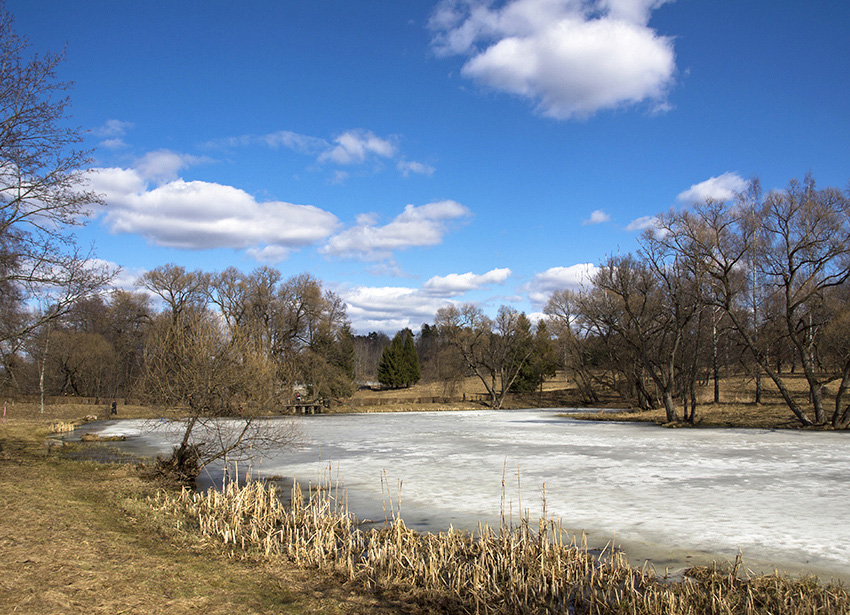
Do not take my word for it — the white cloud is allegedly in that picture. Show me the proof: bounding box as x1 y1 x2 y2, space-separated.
398 160 436 177
525 263 597 304
100 138 130 150
429 0 676 119
94 119 134 149
318 130 397 165
212 128 430 176
625 215 659 232
676 172 748 204
103 262 145 294
341 267 512 334
331 170 350 185
88 163 339 261
322 200 472 261
342 285 451 334
94 119 134 138
260 130 329 154
583 209 610 225
134 150 212 184
422 267 512 296
246 245 292 263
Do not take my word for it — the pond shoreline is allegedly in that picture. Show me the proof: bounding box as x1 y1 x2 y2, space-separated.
74 408 850 585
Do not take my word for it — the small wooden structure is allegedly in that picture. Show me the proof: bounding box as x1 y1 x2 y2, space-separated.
281 401 325 415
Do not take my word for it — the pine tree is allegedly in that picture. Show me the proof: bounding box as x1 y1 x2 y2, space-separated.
402 330 421 387
378 329 421 388
377 333 403 388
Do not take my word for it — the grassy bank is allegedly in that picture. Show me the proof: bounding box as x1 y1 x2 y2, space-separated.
564 373 850 429
0 405 431 614
339 372 842 431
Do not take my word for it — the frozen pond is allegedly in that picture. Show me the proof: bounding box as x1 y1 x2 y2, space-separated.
83 409 850 580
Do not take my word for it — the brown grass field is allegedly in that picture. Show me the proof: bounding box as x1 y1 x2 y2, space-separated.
0 372 847 613
0 403 434 614
343 370 844 430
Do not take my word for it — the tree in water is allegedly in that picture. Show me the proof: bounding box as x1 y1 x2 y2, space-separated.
138 264 301 483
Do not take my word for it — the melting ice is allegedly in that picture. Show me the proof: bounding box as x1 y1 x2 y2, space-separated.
84 408 850 580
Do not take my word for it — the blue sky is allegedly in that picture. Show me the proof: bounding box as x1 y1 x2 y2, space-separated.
9 0 850 334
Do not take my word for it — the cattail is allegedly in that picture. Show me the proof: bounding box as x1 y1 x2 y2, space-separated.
152 474 850 615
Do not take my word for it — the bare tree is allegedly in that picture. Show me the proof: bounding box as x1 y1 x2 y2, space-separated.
139 265 300 483
657 176 850 426
435 304 533 408
0 4 113 349
577 254 697 423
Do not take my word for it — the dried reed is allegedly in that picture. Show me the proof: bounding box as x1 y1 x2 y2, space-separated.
151 475 850 615
48 421 77 434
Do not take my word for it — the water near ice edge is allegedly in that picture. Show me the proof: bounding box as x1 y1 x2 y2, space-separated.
83 409 850 580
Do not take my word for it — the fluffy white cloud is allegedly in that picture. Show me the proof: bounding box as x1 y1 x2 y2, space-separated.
625 215 659 231
422 267 512 296
429 0 676 119
583 209 610 225
322 200 472 261
88 164 339 261
134 150 212 183
319 130 397 165
677 172 748 204
525 263 597 304
341 285 452 334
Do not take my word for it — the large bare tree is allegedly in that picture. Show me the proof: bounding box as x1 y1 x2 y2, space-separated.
655 176 850 426
0 3 112 351
435 303 534 408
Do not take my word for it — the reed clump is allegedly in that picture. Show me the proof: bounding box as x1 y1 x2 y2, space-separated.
151 479 850 615
48 420 78 434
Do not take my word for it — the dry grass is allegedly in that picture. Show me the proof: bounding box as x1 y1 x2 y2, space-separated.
2 391 847 614
568 373 845 429
154 476 850 615
0 405 438 614
342 372 837 430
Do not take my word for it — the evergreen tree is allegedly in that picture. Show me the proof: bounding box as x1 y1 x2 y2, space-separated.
377 329 421 388
401 329 421 387
510 319 558 393
377 333 403 388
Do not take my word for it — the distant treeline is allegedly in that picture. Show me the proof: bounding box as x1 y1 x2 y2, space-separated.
2 177 850 427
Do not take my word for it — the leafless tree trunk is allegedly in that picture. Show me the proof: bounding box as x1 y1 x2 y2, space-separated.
0 5 113 351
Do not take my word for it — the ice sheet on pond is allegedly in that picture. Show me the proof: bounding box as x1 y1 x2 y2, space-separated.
83 409 850 580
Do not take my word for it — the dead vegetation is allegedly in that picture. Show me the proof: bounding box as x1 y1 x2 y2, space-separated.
567 373 850 429
153 476 850 615
0 406 437 614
